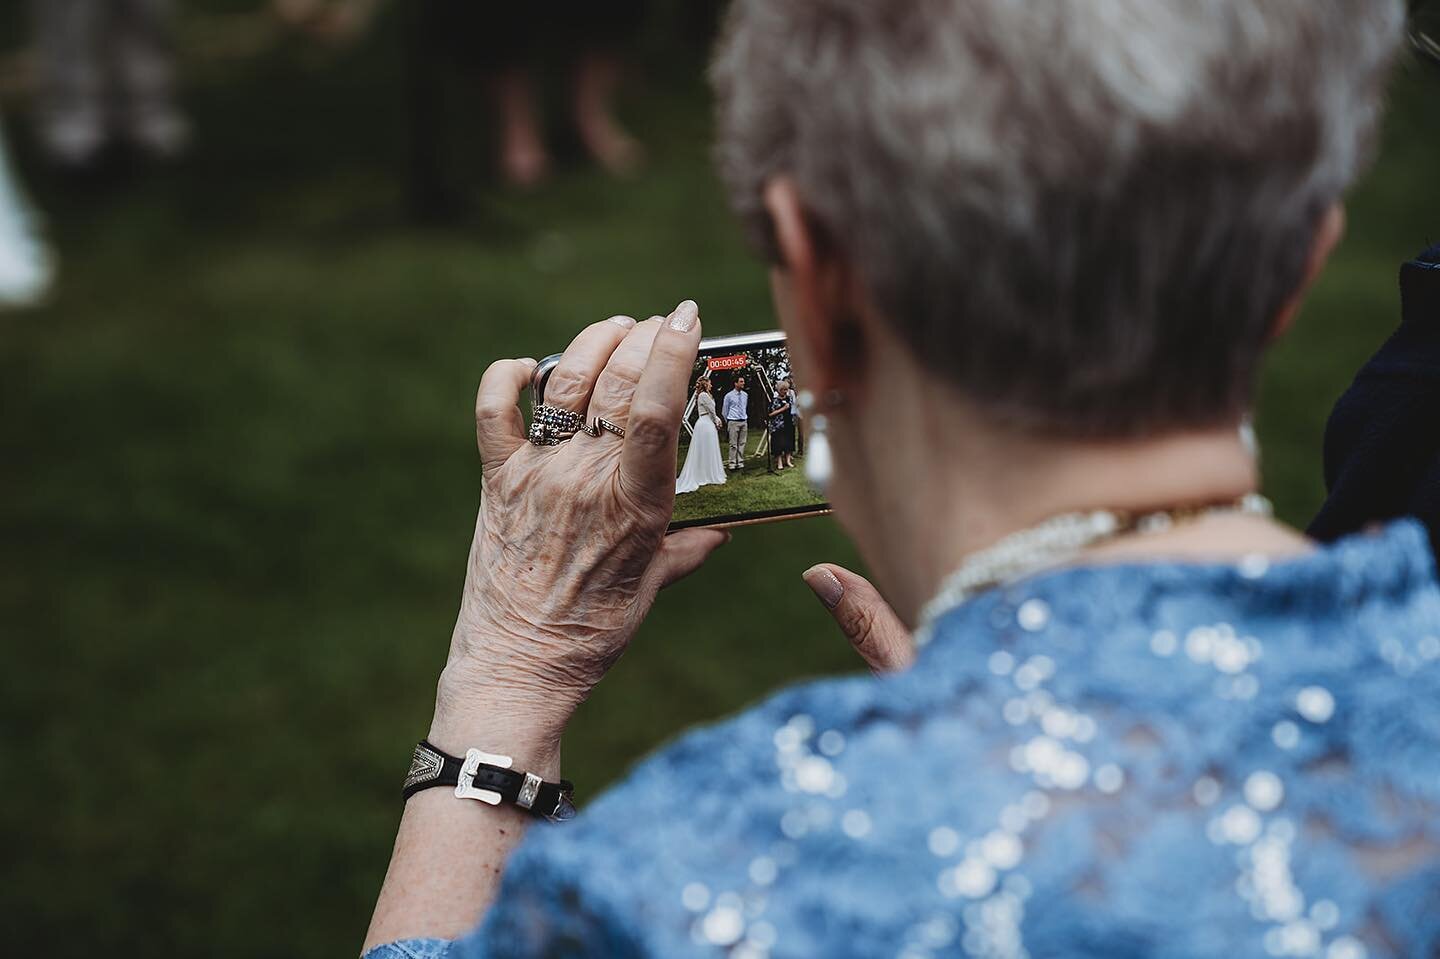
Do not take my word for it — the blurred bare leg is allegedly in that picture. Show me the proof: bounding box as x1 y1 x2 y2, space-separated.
273 0 327 26
113 0 190 161
30 0 107 168
573 52 644 176
494 70 550 188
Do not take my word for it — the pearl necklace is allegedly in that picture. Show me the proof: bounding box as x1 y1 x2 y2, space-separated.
916 493 1274 639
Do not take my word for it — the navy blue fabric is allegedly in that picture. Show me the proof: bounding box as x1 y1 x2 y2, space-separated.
1310 242 1440 556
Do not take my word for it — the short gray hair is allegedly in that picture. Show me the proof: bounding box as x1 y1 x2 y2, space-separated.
712 0 1404 436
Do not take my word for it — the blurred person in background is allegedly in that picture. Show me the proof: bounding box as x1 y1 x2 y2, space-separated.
30 0 190 171
1311 241 1440 558
365 2 1440 958
404 1 650 218
1305 3 1440 558
561 1 650 178
487 2 649 186
0 121 54 307
414 1 649 190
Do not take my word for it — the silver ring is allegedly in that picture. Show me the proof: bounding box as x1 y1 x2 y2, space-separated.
576 416 625 439
529 404 584 446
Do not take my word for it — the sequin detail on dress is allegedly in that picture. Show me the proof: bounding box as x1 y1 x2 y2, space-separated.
362 522 1440 959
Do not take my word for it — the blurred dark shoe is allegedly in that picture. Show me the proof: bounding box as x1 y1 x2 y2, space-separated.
37 109 107 172
122 106 192 164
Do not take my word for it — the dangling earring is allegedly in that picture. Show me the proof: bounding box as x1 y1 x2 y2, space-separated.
797 389 841 493
1239 413 1260 461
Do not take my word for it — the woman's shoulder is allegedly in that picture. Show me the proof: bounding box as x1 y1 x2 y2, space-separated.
922 518 1440 670
478 521 1440 956
916 519 1440 743
912 518 1440 879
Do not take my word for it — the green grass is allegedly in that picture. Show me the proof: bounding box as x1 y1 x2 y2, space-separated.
1 12 1439 957
673 431 826 523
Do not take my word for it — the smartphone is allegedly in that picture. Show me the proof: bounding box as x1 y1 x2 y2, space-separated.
532 330 832 531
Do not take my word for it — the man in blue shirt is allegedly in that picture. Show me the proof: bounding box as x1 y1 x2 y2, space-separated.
721 376 749 469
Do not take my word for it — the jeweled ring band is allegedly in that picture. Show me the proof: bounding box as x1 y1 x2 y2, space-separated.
578 417 625 439
528 404 585 446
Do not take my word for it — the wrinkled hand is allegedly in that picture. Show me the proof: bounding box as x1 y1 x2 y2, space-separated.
802 564 915 674
435 303 727 749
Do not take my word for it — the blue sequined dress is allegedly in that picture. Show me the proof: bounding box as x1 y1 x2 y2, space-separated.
368 521 1440 958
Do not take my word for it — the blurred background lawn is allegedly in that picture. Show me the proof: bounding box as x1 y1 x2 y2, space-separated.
1 4 1438 957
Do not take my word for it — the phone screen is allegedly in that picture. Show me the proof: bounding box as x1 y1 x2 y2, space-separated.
670 332 830 530
532 331 831 531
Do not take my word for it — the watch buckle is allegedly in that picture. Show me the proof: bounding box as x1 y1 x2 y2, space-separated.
455 747 512 804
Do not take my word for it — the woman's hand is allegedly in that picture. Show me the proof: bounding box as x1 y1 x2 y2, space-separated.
802 564 915 674
431 302 728 764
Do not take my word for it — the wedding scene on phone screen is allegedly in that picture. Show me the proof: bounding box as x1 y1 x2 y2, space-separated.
673 345 827 524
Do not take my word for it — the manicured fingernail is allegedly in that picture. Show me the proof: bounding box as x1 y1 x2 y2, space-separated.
669 300 699 332
803 566 844 610
609 315 637 329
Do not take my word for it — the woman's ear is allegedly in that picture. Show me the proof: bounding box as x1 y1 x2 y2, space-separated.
1270 203 1346 342
763 178 862 396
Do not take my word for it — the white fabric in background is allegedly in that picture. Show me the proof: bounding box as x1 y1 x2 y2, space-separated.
676 399 727 494
0 125 54 308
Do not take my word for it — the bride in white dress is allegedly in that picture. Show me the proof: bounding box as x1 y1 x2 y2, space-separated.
676 378 727 494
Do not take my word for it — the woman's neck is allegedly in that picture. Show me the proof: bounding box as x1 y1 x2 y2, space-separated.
846 376 1310 624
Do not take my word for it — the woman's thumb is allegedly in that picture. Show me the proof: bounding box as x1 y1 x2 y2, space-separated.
802 564 915 674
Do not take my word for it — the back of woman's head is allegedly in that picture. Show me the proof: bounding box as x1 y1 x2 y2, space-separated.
712 0 1405 437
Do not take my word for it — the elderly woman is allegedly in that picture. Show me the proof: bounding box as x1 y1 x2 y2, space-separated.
769 380 796 470
365 1 1440 956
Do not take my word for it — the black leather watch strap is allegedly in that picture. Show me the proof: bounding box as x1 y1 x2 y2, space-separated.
402 740 576 821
